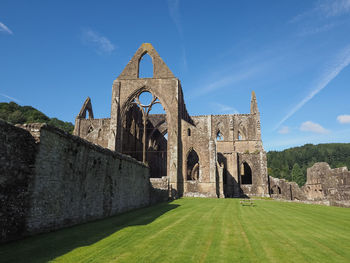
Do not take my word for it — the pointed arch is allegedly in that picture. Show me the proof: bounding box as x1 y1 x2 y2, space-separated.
138 52 154 78
216 130 224 141
271 185 281 195
87 124 94 134
118 43 175 79
78 97 94 119
238 126 247 140
120 87 168 120
238 131 242 140
186 148 200 181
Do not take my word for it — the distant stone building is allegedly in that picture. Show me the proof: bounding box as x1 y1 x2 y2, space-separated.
269 162 350 207
74 43 269 198
302 163 350 207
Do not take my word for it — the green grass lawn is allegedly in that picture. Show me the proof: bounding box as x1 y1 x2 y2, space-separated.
1 198 350 263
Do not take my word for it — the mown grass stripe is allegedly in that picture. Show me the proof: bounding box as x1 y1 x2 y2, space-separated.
1 198 349 263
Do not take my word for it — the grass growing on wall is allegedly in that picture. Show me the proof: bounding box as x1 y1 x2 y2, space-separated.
1 198 350 263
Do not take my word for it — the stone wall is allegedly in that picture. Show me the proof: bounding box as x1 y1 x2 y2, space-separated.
150 177 169 204
238 152 269 197
268 162 350 207
0 121 150 243
0 120 37 242
74 118 110 148
268 176 305 201
181 116 217 198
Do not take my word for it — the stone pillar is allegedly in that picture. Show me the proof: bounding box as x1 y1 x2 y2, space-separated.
259 151 269 197
168 80 182 198
73 118 81 136
108 80 121 151
209 139 217 183
232 153 240 197
218 163 224 198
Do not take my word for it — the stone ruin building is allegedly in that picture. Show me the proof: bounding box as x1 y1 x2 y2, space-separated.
73 43 269 199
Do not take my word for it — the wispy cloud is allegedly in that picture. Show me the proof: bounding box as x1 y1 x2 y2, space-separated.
278 126 290 134
337 114 350 124
297 21 340 37
319 0 350 17
0 93 20 103
0 22 13 35
290 0 350 36
275 44 350 129
181 46 188 71
81 29 115 54
167 0 182 37
300 121 329 134
190 66 261 99
290 0 350 23
211 102 239 114
167 0 187 71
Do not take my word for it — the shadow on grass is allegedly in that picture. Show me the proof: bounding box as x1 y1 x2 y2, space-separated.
0 201 179 263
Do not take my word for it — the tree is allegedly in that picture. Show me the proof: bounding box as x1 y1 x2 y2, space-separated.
0 101 74 133
8 110 26 124
291 163 305 186
267 143 350 186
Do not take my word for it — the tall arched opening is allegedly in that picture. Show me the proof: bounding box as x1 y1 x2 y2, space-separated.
109 43 184 197
187 149 200 181
121 90 167 178
241 162 252 185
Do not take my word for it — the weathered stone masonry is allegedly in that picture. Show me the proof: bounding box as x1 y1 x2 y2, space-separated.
269 162 350 207
0 120 150 243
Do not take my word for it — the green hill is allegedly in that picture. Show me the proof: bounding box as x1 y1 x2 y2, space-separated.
0 102 74 133
267 143 350 186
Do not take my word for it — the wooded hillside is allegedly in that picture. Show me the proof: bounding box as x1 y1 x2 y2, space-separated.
0 102 74 133
267 143 350 186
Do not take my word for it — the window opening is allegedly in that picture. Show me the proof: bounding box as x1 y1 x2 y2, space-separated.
241 162 252 184
216 130 224 141
187 149 199 181
138 53 153 78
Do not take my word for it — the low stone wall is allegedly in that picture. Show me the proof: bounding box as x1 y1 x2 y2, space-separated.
150 177 169 204
0 121 150 243
268 176 305 201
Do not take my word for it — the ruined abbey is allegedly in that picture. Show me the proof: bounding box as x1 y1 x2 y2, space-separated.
73 43 268 199
1 43 349 243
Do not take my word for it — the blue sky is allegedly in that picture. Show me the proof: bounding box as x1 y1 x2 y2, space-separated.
1 0 350 151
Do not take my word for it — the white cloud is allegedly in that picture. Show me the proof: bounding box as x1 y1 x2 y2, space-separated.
212 102 239 114
0 93 20 102
275 44 350 130
337 115 350 124
81 29 115 54
300 121 329 134
0 22 13 35
278 126 290 134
